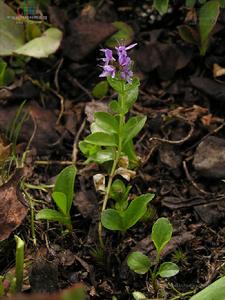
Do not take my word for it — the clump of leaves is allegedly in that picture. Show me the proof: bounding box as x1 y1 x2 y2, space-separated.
127 218 179 292
36 165 77 232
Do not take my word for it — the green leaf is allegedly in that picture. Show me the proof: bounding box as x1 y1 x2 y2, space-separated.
94 112 119 133
127 252 151 274
36 209 70 224
153 0 169 15
101 209 124 231
151 217 173 255
52 191 67 215
105 21 134 48
132 291 147 300
109 100 120 113
87 149 115 164
110 179 127 201
102 193 155 231
0 2 25 56
79 141 99 156
124 79 139 112
0 59 7 86
14 28 63 58
157 262 179 278
190 276 225 300
178 25 198 45
92 81 109 99
122 140 139 167
107 76 124 93
123 116 147 144
54 165 77 214
185 0 196 7
85 132 118 146
199 0 220 55
123 193 155 229
220 0 225 7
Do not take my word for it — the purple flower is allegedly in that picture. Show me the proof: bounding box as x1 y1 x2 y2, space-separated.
99 64 116 78
100 48 115 64
99 42 137 83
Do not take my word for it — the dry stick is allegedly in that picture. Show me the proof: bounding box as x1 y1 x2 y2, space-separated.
66 73 93 101
72 118 87 164
149 122 194 145
183 160 211 195
54 58 64 92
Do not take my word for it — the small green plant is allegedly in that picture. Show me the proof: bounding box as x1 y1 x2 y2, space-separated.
152 0 224 55
36 165 77 232
0 235 25 296
79 44 155 247
127 218 179 293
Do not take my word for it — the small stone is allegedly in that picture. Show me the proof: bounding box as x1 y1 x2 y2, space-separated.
193 136 225 178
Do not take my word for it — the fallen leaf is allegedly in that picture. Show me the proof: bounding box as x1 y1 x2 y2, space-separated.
14 28 63 58
135 43 193 80
0 169 28 241
213 63 225 78
169 105 208 123
62 18 116 61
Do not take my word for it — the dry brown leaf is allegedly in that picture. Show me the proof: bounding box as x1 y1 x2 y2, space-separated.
213 63 225 78
170 105 208 123
0 169 28 241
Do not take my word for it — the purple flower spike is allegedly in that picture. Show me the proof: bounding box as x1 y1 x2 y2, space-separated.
99 64 116 78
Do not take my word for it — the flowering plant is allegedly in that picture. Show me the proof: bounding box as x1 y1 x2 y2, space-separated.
79 43 154 247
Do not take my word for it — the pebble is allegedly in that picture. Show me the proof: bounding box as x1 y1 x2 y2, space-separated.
193 136 225 178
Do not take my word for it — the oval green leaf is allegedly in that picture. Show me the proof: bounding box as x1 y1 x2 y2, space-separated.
54 165 77 214
52 191 67 215
199 0 220 55
14 28 63 58
124 193 155 230
94 112 119 133
153 0 169 15
127 251 151 275
157 262 179 278
101 209 124 231
92 81 108 99
85 132 118 147
151 217 173 255
36 209 70 224
105 21 134 48
123 116 147 144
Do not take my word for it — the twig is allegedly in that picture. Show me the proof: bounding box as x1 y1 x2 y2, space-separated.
72 118 86 164
183 160 211 195
149 123 194 145
66 73 93 100
54 58 64 92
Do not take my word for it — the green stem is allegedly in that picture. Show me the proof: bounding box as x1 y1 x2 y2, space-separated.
98 82 126 248
151 252 161 294
14 235 25 293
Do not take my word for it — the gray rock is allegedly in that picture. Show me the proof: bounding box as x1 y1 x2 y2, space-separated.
193 136 225 178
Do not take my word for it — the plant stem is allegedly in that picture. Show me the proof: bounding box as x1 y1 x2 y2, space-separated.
14 235 25 293
98 83 126 248
151 252 161 294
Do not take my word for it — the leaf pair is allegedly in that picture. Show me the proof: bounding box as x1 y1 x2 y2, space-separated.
127 218 179 278
36 166 77 228
101 193 155 231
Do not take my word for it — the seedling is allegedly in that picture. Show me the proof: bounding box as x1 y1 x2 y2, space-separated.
127 218 179 293
36 165 77 232
0 235 25 296
79 43 155 247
